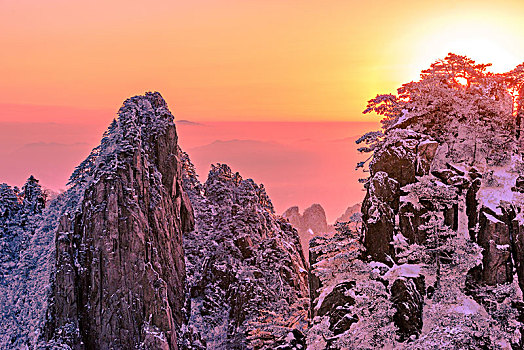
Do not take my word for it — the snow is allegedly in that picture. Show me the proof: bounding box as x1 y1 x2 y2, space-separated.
383 263 422 281
484 212 503 224
453 297 481 315
313 279 353 312
477 167 519 216
392 233 408 249
285 332 295 342
368 261 389 270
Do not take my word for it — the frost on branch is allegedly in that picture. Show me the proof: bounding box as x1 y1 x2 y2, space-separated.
313 54 524 349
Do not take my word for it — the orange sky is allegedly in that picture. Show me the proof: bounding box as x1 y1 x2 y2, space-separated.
2 0 524 123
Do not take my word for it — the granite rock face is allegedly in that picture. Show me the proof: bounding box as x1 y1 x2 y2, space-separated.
283 204 331 259
181 157 310 350
0 93 312 350
46 93 194 349
476 210 513 286
391 277 425 341
308 93 524 348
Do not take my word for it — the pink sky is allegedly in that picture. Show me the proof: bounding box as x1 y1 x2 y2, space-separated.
177 121 378 221
0 108 377 222
2 1 523 220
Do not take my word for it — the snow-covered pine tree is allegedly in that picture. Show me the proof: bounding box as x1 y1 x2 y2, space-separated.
20 175 46 217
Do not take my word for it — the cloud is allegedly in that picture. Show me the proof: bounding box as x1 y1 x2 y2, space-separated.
175 119 205 126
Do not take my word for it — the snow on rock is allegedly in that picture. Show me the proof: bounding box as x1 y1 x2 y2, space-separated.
1 92 197 349
309 55 524 349
453 297 481 315
45 92 195 349
383 263 422 281
181 155 310 349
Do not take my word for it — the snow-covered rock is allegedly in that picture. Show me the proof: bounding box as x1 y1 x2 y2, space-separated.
309 55 524 349
181 156 309 349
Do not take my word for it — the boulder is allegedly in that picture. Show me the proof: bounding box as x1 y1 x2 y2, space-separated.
371 138 418 186
316 281 358 336
391 277 425 341
399 202 428 244
477 210 513 286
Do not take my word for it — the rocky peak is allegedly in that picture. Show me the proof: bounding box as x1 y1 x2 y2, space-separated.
0 92 312 349
283 204 329 235
309 56 524 349
334 202 362 224
283 203 331 260
44 92 194 349
181 158 309 349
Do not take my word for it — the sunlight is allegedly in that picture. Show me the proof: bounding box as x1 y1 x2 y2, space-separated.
455 77 468 86
407 13 522 82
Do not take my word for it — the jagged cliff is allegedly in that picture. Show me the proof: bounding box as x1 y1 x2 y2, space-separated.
45 92 195 349
0 93 196 349
0 92 310 350
180 155 309 349
307 55 524 349
283 204 332 259
5 54 524 350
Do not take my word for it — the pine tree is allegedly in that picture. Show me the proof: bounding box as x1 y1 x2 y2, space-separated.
20 175 46 216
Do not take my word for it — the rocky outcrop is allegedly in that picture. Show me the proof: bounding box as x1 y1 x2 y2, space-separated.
283 204 331 259
466 177 482 240
46 93 194 349
306 56 524 349
307 226 397 349
465 173 524 303
477 209 513 285
335 202 362 223
0 93 312 349
391 277 425 341
369 131 438 187
361 171 399 262
361 131 438 264
315 281 358 336
302 204 330 235
181 158 309 349
311 124 524 347
398 201 428 245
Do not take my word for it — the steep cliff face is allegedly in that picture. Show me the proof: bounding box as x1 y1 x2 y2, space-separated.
0 92 311 349
181 155 309 350
44 92 194 349
283 204 333 260
308 56 524 349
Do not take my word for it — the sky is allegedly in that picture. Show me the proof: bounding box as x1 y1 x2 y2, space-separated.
2 0 524 123
175 121 378 222
1 0 524 220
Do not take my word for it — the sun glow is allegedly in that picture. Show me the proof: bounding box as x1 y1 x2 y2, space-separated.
401 10 523 83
